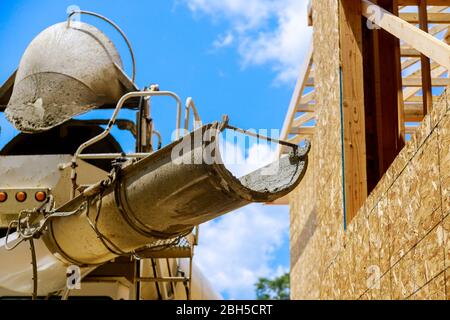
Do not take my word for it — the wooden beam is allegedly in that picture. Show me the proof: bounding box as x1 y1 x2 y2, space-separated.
394 1 407 145
300 91 315 104
278 41 314 156
403 66 447 100
292 113 316 128
428 24 449 35
405 103 426 121
399 13 449 56
428 6 450 13
398 0 450 5
402 77 449 87
307 0 313 26
419 0 433 115
405 95 440 102
404 60 440 77
400 12 450 24
402 57 421 70
305 78 315 87
405 125 420 134
297 104 315 112
399 5 450 14
290 126 315 135
401 48 421 57
340 0 368 223
362 0 450 69
288 134 313 145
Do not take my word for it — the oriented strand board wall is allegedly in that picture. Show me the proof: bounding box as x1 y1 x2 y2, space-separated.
289 0 344 299
290 0 450 300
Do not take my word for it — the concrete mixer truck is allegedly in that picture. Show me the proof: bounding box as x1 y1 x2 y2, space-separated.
0 10 309 300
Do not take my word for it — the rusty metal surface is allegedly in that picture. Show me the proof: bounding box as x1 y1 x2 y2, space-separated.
5 22 137 132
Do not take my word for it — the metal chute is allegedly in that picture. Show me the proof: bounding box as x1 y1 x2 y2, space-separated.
4 21 137 133
44 122 309 266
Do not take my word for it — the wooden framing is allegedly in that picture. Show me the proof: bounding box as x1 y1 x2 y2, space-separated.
277 41 314 156
361 0 450 69
275 1 449 210
402 77 449 87
418 0 433 114
307 0 313 26
339 0 368 222
400 12 450 24
398 0 450 4
286 0 450 301
279 3 449 155
362 0 406 194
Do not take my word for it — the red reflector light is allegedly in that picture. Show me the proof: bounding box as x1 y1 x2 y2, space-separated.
35 191 47 202
16 192 27 202
0 192 7 202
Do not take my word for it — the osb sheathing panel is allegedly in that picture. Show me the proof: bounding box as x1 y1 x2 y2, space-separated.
411 273 446 300
411 133 442 235
289 0 449 300
353 212 370 297
289 137 316 262
290 88 450 299
391 247 416 299
289 0 342 300
446 269 450 300
389 223 445 299
414 225 445 290
388 133 442 267
440 214 449 269
438 97 450 218
289 135 319 299
314 0 344 273
312 0 342 226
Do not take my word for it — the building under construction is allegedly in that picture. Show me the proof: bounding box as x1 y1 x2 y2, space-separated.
276 0 450 299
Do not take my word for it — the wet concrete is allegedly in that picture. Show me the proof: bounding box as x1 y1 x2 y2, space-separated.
5 22 134 132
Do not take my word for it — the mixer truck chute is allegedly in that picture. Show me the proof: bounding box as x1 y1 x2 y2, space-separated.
0 11 310 300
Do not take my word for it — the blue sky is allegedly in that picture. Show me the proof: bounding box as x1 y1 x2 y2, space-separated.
0 0 311 299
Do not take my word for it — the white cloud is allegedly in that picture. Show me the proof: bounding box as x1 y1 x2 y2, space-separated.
185 0 273 30
195 140 290 299
195 204 290 299
183 0 312 84
213 33 234 49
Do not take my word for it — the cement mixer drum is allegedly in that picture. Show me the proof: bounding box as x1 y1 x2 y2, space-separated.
5 21 135 133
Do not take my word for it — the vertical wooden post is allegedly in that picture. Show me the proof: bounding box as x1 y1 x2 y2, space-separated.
418 0 433 114
363 0 405 190
339 0 368 223
392 1 405 145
